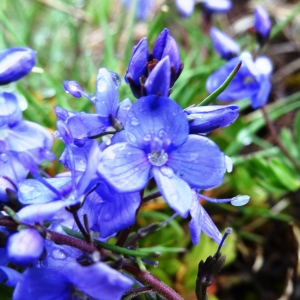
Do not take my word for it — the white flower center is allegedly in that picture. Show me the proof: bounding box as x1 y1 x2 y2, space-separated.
148 150 168 166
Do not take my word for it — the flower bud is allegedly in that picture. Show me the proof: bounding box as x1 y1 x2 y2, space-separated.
0 92 22 128
210 27 240 60
0 47 36 85
254 5 271 45
7 229 44 265
63 80 84 98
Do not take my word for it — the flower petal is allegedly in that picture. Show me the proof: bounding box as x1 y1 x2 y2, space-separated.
168 135 226 189
125 96 189 151
98 143 150 192
0 266 22 287
152 166 192 217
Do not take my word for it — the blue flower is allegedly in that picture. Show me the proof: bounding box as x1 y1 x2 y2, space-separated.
254 5 271 45
98 96 226 217
206 52 272 109
0 47 36 85
125 29 182 98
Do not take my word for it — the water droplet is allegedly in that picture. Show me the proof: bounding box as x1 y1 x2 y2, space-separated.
92 251 100 262
130 117 139 126
144 134 151 142
126 132 137 143
154 261 159 268
190 206 194 211
158 129 167 139
109 71 121 88
231 195 250 206
51 248 67 260
148 151 168 167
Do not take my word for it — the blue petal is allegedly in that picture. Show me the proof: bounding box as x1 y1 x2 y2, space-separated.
63 81 84 98
18 177 72 205
201 206 222 244
96 186 141 238
145 57 170 97
66 112 110 141
0 92 22 128
116 98 132 125
17 200 76 224
152 166 192 217
251 75 271 109
168 135 226 189
125 96 189 152
98 143 150 192
203 0 232 13
95 68 119 117
0 248 9 265
0 47 36 85
13 268 71 300
125 38 149 85
64 262 133 300
0 176 17 203
0 266 22 287
185 105 239 134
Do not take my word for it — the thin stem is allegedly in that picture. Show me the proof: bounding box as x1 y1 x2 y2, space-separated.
88 130 117 140
261 106 300 172
122 260 184 300
142 191 161 203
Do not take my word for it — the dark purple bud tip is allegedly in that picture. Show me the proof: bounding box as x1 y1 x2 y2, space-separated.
63 81 84 98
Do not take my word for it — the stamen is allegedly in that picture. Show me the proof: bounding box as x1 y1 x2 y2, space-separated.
214 227 233 258
141 258 159 268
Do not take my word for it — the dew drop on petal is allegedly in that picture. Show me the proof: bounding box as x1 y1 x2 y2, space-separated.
231 195 250 206
97 79 108 93
148 151 168 167
126 132 137 143
103 212 112 221
0 153 9 163
158 129 167 139
144 134 151 142
51 248 67 260
130 117 139 126
160 166 173 178
109 71 121 88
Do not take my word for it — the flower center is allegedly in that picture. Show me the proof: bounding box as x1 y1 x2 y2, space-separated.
148 150 168 166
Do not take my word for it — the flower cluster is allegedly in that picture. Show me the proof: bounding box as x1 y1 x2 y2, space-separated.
0 27 249 299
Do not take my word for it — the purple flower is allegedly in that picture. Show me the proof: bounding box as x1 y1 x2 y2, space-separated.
185 105 239 134
98 96 226 217
125 28 182 98
119 0 155 20
210 27 240 60
254 5 271 45
6 229 44 266
0 47 36 85
206 52 272 109
62 81 84 98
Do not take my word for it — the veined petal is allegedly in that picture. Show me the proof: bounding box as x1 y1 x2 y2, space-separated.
125 96 189 151
95 68 119 117
201 207 222 244
152 166 192 217
64 262 133 300
116 98 132 125
251 75 271 109
18 177 72 205
98 143 150 192
168 135 226 189
94 186 141 238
